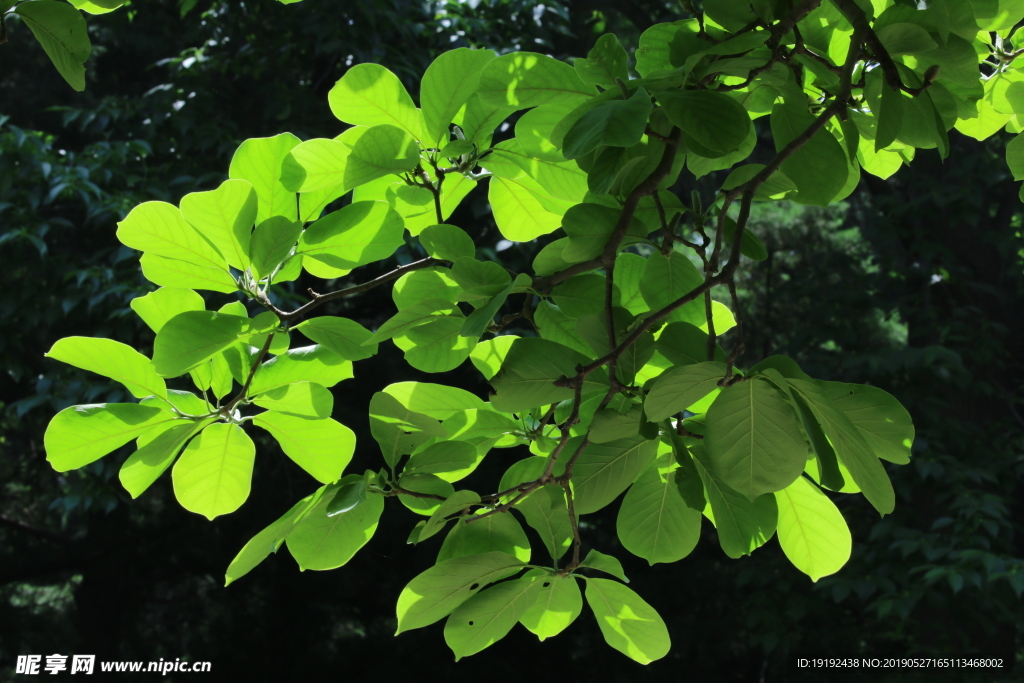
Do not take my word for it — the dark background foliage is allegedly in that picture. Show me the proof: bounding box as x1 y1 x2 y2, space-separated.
1 1 1021 681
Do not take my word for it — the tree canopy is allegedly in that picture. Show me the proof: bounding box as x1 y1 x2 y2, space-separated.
2 0 1022 679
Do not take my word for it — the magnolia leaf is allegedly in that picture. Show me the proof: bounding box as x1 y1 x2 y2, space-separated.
585 578 671 665
253 411 355 484
46 337 167 400
172 423 256 520
395 551 527 634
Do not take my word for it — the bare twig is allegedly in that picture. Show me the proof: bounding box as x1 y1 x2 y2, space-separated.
259 257 441 324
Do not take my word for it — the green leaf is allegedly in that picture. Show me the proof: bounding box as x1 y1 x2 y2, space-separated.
398 474 454 515
179 179 256 270
130 288 205 334
252 381 333 419
534 301 592 356
421 48 497 145
139 254 238 294
519 574 582 641
579 549 629 582
775 475 852 581
563 88 652 160
720 215 770 261
1007 132 1024 181
668 433 707 512
419 490 481 542
117 201 227 271
635 19 702 77
327 476 367 516
489 140 588 203
298 200 404 270
328 63 423 141
460 280 515 338
248 216 300 280
821 382 914 465
294 316 377 361
616 461 701 565
369 391 446 469
572 435 659 515
875 80 905 152
589 405 643 443
171 423 255 520
704 378 808 500
514 98 588 162
789 379 895 515
393 268 461 310
405 441 481 482
656 322 725 367
657 90 751 158
395 551 527 634
691 443 779 558
68 0 124 14
248 345 353 395
875 22 938 56
253 411 355 484
286 483 384 570
478 52 597 109
367 300 458 345
281 125 419 193
15 0 90 91
445 576 543 661
488 338 593 414
224 486 329 586
551 272 609 319
515 485 573 560
383 382 487 420
120 419 212 499
487 174 565 242
45 404 173 472
449 257 510 302
470 336 518 380
640 251 703 313
562 203 647 262
152 311 252 378
46 337 167 400
574 33 629 88
770 99 849 206
228 133 301 223
419 224 476 261
721 164 798 204
438 510 531 563
644 361 726 422
585 578 671 665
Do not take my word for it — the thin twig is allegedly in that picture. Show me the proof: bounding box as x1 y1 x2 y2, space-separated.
260 258 441 324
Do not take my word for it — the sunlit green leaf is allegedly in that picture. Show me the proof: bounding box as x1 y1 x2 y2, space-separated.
46 337 167 400
45 403 174 472
16 0 90 91
179 179 256 270
328 63 424 140
228 133 301 223
445 575 542 661
286 481 384 570
172 423 255 520
421 48 497 145
395 551 527 633
616 461 701 564
253 411 355 484
585 578 670 665
478 52 597 109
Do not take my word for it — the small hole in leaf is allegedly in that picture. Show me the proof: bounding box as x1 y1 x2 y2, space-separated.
468 621 474 626
543 582 551 587
470 583 479 590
